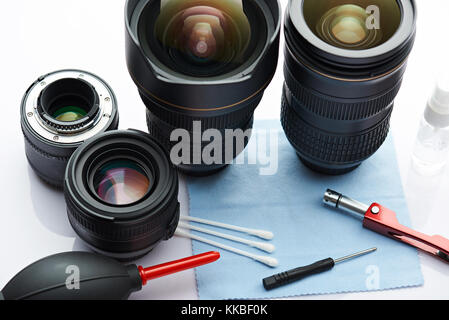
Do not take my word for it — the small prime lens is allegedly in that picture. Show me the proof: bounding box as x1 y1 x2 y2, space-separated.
64 130 180 261
282 0 417 174
125 0 281 176
21 70 119 187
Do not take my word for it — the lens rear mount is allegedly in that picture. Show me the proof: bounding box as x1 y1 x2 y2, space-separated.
64 130 180 261
23 70 118 147
36 78 100 133
21 70 119 187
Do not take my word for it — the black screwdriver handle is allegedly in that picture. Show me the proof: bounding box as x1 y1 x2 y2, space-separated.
263 258 335 291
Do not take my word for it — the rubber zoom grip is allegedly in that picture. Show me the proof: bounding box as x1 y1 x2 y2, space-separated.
263 258 335 291
284 65 401 121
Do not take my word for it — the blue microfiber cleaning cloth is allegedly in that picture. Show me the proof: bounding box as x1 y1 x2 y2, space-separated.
186 120 423 299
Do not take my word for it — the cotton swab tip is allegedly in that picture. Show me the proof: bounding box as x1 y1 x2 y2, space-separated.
255 256 279 268
250 230 274 240
253 242 276 253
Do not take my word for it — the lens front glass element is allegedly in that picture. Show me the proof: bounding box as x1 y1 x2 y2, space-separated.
155 0 250 74
138 0 267 77
303 0 401 50
94 160 150 206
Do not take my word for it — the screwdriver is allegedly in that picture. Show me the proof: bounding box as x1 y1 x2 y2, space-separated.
1 251 220 300
263 248 377 291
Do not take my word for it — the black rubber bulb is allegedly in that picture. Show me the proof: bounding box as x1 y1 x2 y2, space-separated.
1 252 142 300
1 251 220 300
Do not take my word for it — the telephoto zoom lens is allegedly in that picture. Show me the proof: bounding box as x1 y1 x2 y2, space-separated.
125 0 281 176
64 130 180 261
21 70 119 187
282 0 417 174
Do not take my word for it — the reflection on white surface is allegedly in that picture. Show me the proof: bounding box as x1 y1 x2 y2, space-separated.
27 166 76 237
404 165 445 229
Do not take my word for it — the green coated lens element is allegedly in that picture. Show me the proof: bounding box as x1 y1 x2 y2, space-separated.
53 106 87 122
94 160 150 206
303 0 402 50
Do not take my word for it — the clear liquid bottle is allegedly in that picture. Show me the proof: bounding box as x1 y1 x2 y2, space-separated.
412 77 449 176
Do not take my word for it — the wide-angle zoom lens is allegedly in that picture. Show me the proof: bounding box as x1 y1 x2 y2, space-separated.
125 0 281 176
21 70 119 187
64 130 180 261
282 0 417 174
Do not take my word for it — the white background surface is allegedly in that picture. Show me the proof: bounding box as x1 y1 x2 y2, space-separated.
0 0 448 300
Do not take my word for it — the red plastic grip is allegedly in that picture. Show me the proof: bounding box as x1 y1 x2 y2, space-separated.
363 203 449 262
138 252 220 285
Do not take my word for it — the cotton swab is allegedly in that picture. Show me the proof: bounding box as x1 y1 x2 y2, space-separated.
178 222 276 253
175 229 279 268
180 216 274 240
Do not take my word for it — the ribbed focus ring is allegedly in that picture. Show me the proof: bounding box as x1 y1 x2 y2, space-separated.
65 191 179 242
284 65 402 121
23 136 70 188
146 109 255 155
146 112 173 153
22 127 74 188
140 91 262 131
22 129 71 163
281 95 392 164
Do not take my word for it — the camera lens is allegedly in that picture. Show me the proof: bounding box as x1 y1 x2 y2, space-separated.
64 130 180 261
282 0 416 174
125 0 281 175
21 70 119 187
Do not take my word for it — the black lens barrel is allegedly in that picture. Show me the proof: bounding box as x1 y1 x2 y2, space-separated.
64 130 180 261
282 0 417 174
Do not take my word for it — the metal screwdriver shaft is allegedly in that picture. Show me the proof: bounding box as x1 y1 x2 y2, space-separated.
263 248 377 291
334 247 377 264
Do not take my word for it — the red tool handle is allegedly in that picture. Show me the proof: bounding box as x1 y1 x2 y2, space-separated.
363 204 449 262
138 251 220 285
